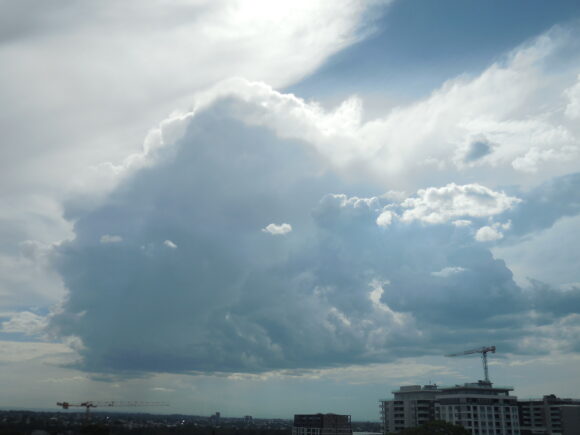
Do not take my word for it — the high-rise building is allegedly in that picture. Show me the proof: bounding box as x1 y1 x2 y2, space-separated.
517 394 580 434
292 413 352 435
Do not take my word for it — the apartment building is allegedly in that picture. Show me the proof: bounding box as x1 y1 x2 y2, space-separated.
380 384 440 433
435 381 520 435
380 381 520 435
518 394 580 434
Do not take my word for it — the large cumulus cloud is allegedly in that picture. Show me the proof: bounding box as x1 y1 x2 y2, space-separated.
48 85 580 375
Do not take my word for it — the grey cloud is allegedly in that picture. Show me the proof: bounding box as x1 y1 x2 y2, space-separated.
49 96 580 376
506 172 580 237
464 138 493 163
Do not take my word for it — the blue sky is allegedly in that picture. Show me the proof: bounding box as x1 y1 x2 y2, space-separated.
1 0 580 421
291 0 580 103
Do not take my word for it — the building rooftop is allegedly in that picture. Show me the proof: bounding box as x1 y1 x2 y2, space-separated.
438 381 513 391
390 384 440 394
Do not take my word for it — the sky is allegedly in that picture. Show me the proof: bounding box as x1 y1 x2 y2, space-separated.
1 0 580 421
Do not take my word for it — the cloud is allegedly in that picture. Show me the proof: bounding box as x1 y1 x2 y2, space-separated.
475 225 504 242
400 183 520 224
1 311 47 336
46 86 580 377
431 267 467 278
376 210 395 228
0 0 386 315
3 17 580 378
511 146 579 173
506 172 580 237
100 235 123 244
163 240 178 249
564 74 580 119
453 136 494 167
452 219 472 227
262 223 292 236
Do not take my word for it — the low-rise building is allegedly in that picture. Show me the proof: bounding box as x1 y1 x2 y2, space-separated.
292 414 352 435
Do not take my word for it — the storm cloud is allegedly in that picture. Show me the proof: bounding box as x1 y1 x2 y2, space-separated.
49 88 580 376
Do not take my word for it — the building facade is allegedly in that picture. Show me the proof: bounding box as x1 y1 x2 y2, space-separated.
380 384 440 433
380 381 520 435
518 394 580 434
292 414 352 435
435 381 520 435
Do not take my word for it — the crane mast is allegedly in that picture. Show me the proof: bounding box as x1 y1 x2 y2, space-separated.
445 345 496 383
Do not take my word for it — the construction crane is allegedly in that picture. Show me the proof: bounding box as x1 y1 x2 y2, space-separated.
57 401 168 421
445 345 496 383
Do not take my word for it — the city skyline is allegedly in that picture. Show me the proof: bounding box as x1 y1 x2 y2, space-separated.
1 0 580 421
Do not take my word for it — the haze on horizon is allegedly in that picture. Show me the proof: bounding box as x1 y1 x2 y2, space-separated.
1 0 580 421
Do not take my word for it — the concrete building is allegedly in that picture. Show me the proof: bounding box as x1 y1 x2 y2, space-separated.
292 414 352 435
380 384 440 433
518 394 580 434
380 381 520 435
436 381 520 435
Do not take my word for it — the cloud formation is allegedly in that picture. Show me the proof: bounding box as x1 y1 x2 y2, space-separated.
0 0 385 312
47 81 580 376
400 183 520 224
100 235 123 244
262 223 293 236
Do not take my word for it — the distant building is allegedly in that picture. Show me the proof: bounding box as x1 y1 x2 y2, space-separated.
517 394 580 434
210 411 221 426
380 381 520 435
244 415 253 425
292 413 352 435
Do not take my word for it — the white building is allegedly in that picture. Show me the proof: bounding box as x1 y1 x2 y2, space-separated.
436 381 520 435
380 384 440 433
380 381 520 435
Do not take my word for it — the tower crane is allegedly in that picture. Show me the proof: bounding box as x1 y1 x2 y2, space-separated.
445 345 496 383
56 401 168 421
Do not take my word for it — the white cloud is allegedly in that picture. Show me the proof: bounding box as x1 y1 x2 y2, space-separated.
196 28 580 190
262 223 292 235
431 266 467 278
475 220 511 242
1 311 47 336
0 340 75 364
0 0 383 200
100 234 123 244
400 183 520 224
0 0 386 316
475 225 504 242
564 74 580 119
163 240 178 249
368 280 409 326
376 210 395 228
511 145 578 173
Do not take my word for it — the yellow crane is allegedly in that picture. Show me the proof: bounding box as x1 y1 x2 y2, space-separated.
57 401 168 421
